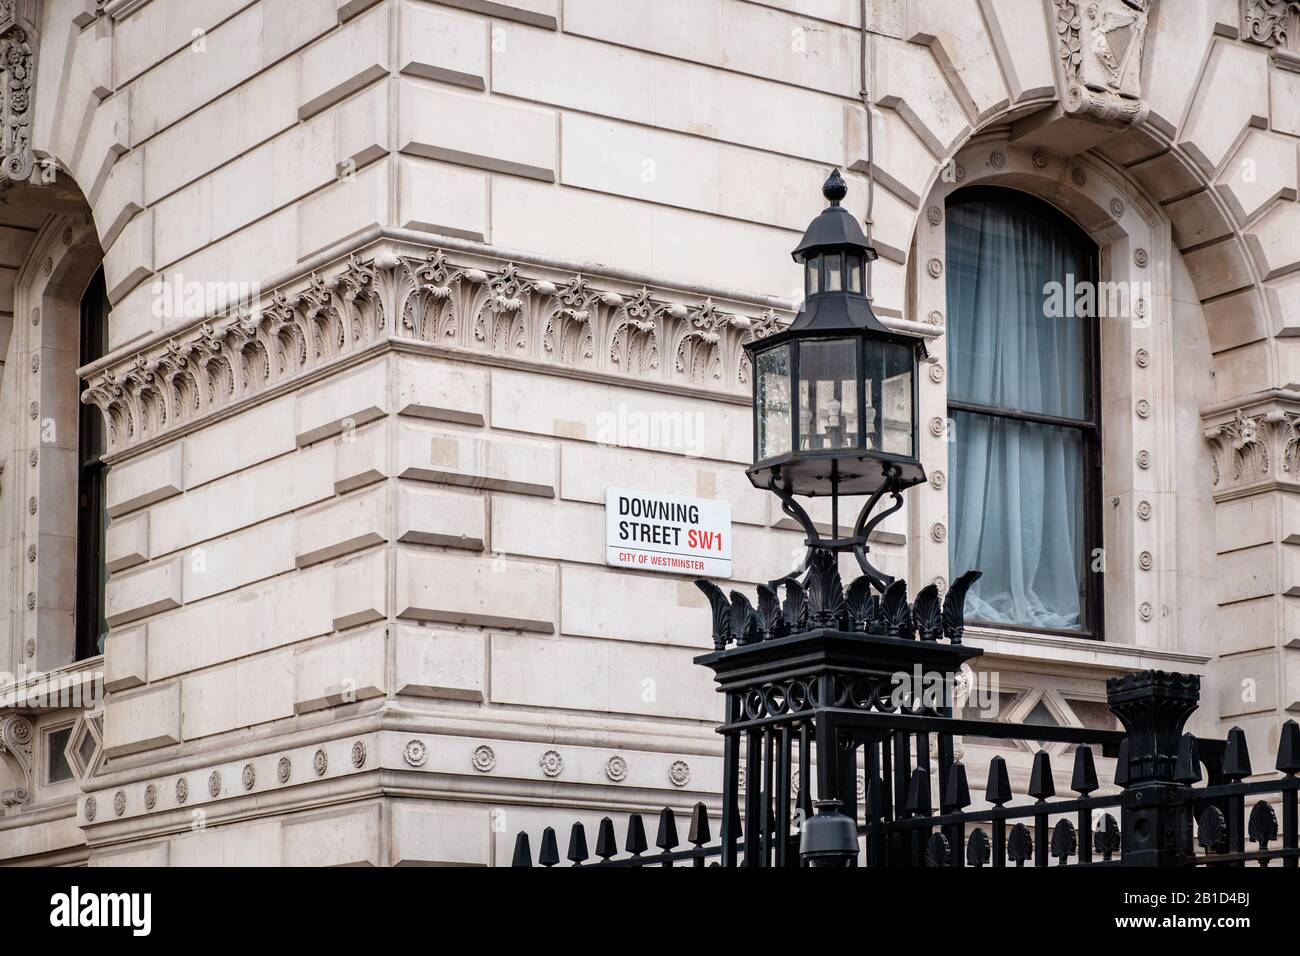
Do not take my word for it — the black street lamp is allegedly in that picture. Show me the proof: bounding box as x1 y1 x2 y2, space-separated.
745 170 927 590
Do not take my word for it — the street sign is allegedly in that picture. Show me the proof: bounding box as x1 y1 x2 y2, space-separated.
605 488 733 578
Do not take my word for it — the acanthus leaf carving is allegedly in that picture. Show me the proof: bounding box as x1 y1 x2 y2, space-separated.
1203 406 1300 490
608 287 663 377
541 274 596 367
81 249 787 454
474 262 531 355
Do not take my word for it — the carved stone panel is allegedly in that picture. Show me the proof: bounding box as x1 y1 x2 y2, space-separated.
1053 0 1152 126
0 0 38 183
1241 0 1300 48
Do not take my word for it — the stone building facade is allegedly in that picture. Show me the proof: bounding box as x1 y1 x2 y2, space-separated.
0 0 1296 865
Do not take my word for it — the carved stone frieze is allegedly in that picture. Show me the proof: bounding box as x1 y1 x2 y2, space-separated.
1053 0 1152 126
82 249 783 454
1241 0 1300 47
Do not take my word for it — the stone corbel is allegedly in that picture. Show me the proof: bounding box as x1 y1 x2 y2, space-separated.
1053 0 1152 127
0 0 38 184
0 715 34 806
1203 404 1300 493
1241 0 1300 47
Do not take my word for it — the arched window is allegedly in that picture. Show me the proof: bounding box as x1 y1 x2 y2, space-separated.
945 188 1102 637
76 267 109 659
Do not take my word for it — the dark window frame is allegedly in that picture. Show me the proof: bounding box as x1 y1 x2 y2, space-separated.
945 186 1105 641
76 268 109 661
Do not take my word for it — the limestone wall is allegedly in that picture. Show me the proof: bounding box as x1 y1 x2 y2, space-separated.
0 0 1294 864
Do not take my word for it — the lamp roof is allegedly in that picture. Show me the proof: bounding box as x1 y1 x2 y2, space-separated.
791 170 879 263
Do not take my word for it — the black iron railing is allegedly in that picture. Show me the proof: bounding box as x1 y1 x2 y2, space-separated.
511 554 1300 868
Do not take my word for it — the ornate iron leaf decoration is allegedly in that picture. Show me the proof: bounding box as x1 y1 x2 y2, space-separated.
912 584 942 642
941 570 982 644
782 579 809 633
1197 805 1227 854
844 576 877 633
695 581 732 651
924 832 951 867
804 549 844 627
756 585 785 640
1007 823 1034 866
1248 800 1278 848
1051 818 1078 863
1095 813 1121 858
728 591 761 647
966 828 991 867
880 580 913 640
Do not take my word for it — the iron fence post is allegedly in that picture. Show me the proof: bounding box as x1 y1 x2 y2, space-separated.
1106 671 1200 866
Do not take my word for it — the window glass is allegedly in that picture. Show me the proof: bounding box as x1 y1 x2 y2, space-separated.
47 727 73 783
77 268 110 660
945 191 1099 634
946 199 1092 420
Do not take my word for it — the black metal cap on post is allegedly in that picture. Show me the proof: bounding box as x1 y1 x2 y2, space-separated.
799 800 859 867
1106 670 1200 785
1106 670 1201 866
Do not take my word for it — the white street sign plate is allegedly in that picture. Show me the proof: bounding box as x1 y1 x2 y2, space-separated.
605 488 733 578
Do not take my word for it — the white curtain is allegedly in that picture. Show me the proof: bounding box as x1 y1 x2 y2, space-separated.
946 197 1091 630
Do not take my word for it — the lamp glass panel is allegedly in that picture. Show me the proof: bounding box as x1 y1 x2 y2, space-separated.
807 256 821 296
756 344 793 460
864 339 914 457
824 254 843 292
798 339 860 452
847 256 863 294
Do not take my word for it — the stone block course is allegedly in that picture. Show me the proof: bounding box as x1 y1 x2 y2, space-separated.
180 650 296 740
103 682 182 757
106 556 183 627
299 2 391 119
397 484 486 550
396 549 557 631
398 80 557 181
393 625 485 700
397 422 557 497
294 624 389 712
398 1 486 89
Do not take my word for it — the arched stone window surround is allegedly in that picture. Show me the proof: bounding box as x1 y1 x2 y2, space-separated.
908 134 1208 652
1 213 106 677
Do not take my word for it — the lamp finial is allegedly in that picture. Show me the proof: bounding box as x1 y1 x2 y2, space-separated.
823 169 848 206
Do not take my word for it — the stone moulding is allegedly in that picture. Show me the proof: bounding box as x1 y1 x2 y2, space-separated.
1052 0 1152 127
81 248 787 455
